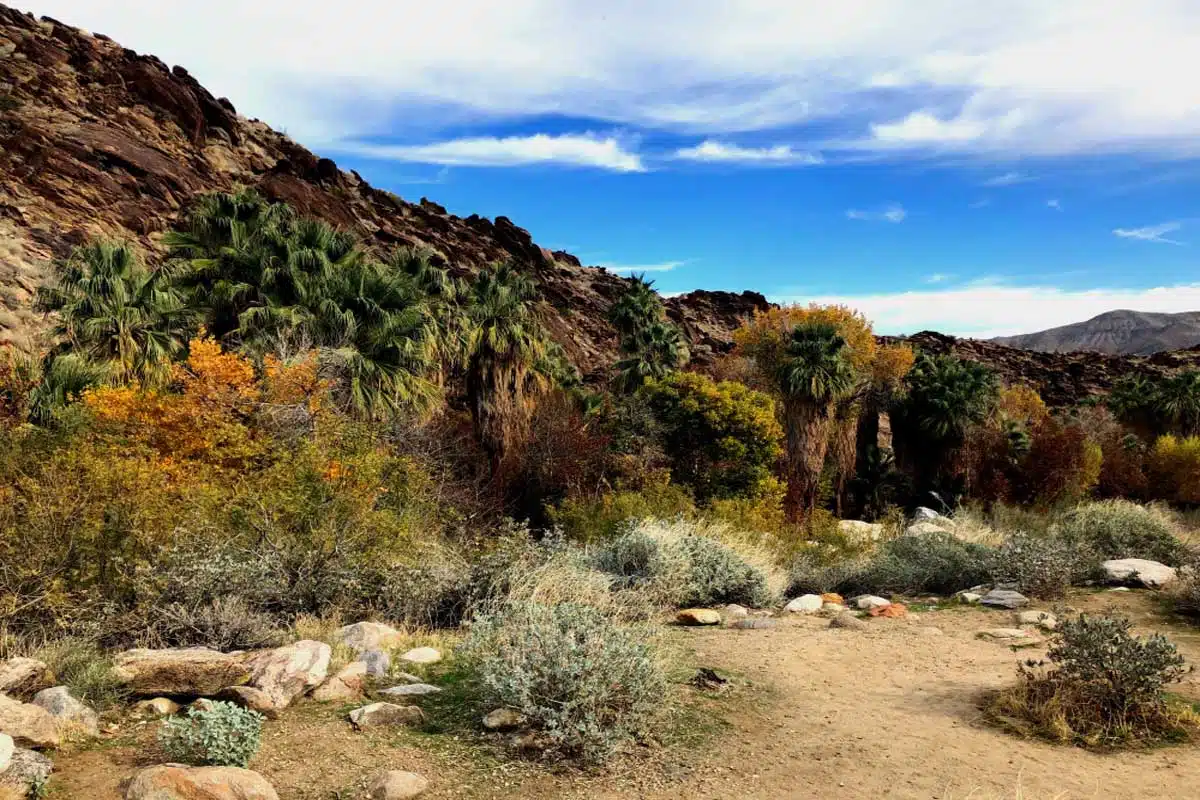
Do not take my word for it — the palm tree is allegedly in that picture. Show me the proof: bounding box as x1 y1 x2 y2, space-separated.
1156 371 1200 437
36 240 188 387
385 247 467 380
891 353 998 502
608 273 663 338
614 321 690 393
1107 374 1160 437
774 321 857 521
465 263 551 468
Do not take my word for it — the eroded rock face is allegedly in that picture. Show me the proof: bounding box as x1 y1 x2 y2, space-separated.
112 648 250 697
125 764 279 800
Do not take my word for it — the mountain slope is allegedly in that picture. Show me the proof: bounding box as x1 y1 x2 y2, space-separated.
992 310 1200 355
0 4 765 374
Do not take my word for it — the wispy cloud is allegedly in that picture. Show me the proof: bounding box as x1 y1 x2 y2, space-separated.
846 205 907 223
598 260 686 274
924 273 953 284
983 171 1036 187
1046 198 1062 211
673 140 823 165
1113 221 1185 245
332 133 645 172
774 281 1200 337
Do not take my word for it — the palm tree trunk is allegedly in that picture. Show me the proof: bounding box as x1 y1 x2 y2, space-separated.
783 400 835 524
829 404 859 517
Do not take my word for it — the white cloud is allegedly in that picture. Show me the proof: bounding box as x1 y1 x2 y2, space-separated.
982 171 1036 187
334 133 644 171
846 205 907 223
673 140 823 165
597 260 685 274
25 1 1200 158
1047 198 1063 211
924 273 953 284
776 282 1200 337
1113 221 1185 245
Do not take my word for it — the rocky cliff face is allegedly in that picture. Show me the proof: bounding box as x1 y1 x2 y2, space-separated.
0 4 762 374
2 4 1198 406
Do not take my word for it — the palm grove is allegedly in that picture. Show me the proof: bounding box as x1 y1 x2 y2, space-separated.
6 189 1200 642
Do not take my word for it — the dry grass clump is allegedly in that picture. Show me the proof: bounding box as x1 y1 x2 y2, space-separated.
985 614 1199 747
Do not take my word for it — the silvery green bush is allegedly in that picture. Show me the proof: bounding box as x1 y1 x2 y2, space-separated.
458 601 667 764
158 701 264 768
1056 500 1185 565
991 533 1080 599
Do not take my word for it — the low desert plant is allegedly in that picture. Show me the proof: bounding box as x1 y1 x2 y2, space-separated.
159 701 265 767
985 614 1198 747
990 533 1082 599
148 597 288 651
458 601 668 764
1056 500 1186 566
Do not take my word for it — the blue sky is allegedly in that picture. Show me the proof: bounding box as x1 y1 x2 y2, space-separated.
23 1 1200 336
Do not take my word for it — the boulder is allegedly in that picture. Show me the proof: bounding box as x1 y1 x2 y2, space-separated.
783 595 823 614
906 521 947 536
979 589 1029 609
348 702 425 729
379 683 441 698
851 595 891 611
1102 558 1178 589
838 520 885 542
361 650 390 678
0 732 11 772
829 612 868 631
1017 610 1058 631
676 609 721 626
730 618 778 630
334 622 403 654
369 770 429 800
978 628 1042 645
957 592 983 604
31 686 98 737
721 604 749 621
0 694 59 748
0 659 50 697
124 764 279 800
0 747 52 795
132 698 182 718
246 640 330 710
311 661 368 703
214 686 279 719
482 708 525 731
112 648 250 697
914 507 942 520
398 647 442 665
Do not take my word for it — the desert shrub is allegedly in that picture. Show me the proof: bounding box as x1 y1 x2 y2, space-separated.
990 533 1082 599
34 639 128 711
1056 500 1185 566
549 472 696 543
594 519 777 608
1148 435 1200 504
986 614 1197 746
159 701 264 767
458 602 668 764
707 476 786 537
1016 417 1102 507
639 372 783 502
1076 405 1149 500
1169 572 1200 619
149 597 288 651
788 530 993 597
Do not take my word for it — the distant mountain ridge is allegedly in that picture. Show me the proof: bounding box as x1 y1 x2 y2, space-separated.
992 310 1200 355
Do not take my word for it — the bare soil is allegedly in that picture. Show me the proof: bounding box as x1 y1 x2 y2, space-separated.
47 590 1200 800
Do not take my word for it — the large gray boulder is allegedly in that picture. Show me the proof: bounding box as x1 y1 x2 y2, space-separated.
112 648 250 697
246 640 330 710
979 589 1029 609
32 686 98 737
124 764 279 799
1102 558 1178 589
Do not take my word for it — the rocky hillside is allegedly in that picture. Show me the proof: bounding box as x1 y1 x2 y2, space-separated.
3 4 1199 407
0 4 765 376
992 310 1200 355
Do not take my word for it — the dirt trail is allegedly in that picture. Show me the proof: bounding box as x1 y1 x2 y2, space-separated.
50 591 1200 800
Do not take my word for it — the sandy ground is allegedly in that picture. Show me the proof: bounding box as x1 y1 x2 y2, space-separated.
48 590 1200 800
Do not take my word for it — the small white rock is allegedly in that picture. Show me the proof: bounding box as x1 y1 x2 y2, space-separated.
0 732 13 773
399 647 442 665
783 595 823 614
1017 610 1057 631
379 683 441 697
852 595 892 611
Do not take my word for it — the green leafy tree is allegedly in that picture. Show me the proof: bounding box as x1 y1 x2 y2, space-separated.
640 371 783 503
614 321 690 393
37 240 188 388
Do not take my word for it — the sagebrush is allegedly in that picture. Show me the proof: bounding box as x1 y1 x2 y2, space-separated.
158 701 264 768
